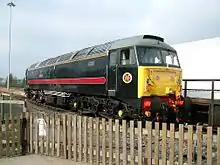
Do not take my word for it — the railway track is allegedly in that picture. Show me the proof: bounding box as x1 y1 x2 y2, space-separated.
2 91 216 134
1 90 218 164
0 88 217 135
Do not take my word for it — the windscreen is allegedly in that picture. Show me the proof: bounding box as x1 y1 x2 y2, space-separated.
136 46 180 67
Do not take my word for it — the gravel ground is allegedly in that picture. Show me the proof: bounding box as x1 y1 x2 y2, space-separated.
0 155 90 165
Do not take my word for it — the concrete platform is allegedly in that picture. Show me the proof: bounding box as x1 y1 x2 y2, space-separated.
0 155 90 165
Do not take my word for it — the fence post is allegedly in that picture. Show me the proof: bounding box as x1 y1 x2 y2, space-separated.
9 94 12 118
67 114 72 160
0 114 2 157
63 114 67 159
35 113 39 154
20 113 28 155
209 80 215 126
51 113 55 156
5 113 9 157
184 80 188 98
30 112 33 153
109 119 113 165
102 118 106 165
83 116 87 163
96 118 100 165
154 122 160 165
187 125 193 165
178 124 184 165
146 121 152 165
88 117 93 164
217 128 220 165
195 125 203 164
161 122 167 165
56 114 60 157
207 127 213 165
138 121 142 165
73 115 77 162
115 119 120 165
0 94 4 121
46 114 50 156
169 123 175 165
130 120 135 165
40 113 44 155
122 120 127 165
78 116 82 162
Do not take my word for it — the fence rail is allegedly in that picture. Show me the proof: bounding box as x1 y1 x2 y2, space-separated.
182 79 220 126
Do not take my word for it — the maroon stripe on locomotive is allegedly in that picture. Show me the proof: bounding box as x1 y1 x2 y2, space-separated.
28 77 106 85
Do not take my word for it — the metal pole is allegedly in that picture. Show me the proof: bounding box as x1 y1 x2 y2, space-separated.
184 80 187 98
0 94 3 120
1 94 4 121
6 2 16 91
210 80 215 126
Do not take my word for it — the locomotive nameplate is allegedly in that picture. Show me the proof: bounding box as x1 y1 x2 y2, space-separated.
122 72 132 84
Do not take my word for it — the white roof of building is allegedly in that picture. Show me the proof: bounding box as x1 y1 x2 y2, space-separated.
172 37 220 98
172 37 220 79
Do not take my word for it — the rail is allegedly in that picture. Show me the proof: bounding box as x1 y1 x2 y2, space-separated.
182 79 220 126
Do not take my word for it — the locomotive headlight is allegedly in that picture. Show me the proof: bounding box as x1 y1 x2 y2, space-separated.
169 89 173 94
118 110 123 117
145 111 151 117
73 102 77 108
165 87 173 94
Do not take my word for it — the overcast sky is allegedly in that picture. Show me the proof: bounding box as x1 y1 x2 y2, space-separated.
0 0 220 78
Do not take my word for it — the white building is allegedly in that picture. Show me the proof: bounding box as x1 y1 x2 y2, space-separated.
172 37 220 98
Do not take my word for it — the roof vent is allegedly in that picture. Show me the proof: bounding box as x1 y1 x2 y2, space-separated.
143 35 164 42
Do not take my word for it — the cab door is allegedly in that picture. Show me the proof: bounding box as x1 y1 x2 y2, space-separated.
117 47 138 98
107 49 119 96
107 46 138 98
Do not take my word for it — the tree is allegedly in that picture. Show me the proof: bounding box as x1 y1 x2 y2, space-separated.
4 73 26 88
0 77 5 87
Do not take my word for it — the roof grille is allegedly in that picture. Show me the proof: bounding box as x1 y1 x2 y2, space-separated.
143 35 164 42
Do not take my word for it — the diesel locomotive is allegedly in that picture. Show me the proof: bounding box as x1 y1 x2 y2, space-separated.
25 35 192 123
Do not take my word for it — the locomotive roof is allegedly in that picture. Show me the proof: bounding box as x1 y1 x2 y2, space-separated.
109 35 175 51
27 35 176 70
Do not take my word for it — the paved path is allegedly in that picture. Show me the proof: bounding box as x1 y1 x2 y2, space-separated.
0 87 25 97
0 155 90 165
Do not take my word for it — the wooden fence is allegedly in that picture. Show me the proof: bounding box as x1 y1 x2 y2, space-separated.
19 111 218 165
0 111 219 164
0 114 24 158
0 93 27 158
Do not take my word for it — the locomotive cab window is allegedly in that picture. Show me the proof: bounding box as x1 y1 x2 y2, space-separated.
109 50 118 66
120 48 136 65
136 46 180 68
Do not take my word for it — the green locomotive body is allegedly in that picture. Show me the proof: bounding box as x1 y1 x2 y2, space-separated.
25 35 191 122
